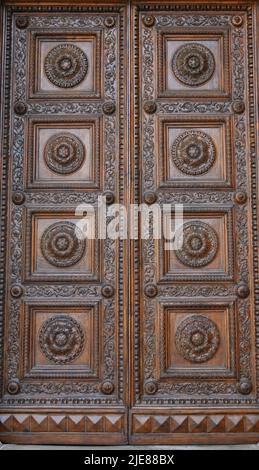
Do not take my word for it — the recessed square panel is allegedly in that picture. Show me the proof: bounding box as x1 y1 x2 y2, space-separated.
158 116 233 188
24 209 100 282
160 207 233 281
26 117 101 189
21 302 99 379
29 32 102 99
157 29 231 98
158 301 236 378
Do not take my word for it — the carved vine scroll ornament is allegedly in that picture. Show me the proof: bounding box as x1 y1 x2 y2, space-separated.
175 315 220 363
39 315 85 364
44 44 88 88
172 43 215 87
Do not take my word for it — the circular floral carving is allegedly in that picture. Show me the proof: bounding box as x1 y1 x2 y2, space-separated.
175 221 218 268
175 315 220 363
44 132 85 175
39 315 85 364
171 130 216 176
44 44 88 88
41 222 86 267
172 43 215 87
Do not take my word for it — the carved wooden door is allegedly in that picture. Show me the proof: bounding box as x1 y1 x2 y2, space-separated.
0 4 128 445
1 1 259 446
129 2 259 444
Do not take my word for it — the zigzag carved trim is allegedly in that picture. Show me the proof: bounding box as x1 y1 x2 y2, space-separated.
132 413 259 434
0 413 125 433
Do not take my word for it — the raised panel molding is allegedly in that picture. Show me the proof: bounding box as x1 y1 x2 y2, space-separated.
157 27 231 98
26 116 102 190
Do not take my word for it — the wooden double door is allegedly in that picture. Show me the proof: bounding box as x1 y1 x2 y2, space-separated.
1 0 259 444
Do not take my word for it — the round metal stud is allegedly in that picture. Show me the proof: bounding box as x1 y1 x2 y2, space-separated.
144 381 158 395
232 101 245 114
16 17 29 29
236 283 250 299
144 284 158 298
143 100 157 114
103 191 115 205
232 16 244 27
101 284 115 298
12 191 25 205
237 378 252 395
235 191 247 204
104 17 116 28
101 381 115 394
142 15 156 27
103 101 116 115
10 285 24 298
7 380 20 395
143 191 157 205
14 102 27 116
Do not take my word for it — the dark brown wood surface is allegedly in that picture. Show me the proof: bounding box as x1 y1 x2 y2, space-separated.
0 0 259 445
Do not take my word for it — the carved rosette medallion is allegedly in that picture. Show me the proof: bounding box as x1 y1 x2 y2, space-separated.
41 222 86 267
172 43 215 87
44 133 85 175
44 44 88 88
175 221 218 268
171 130 216 176
175 315 220 363
39 315 85 364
